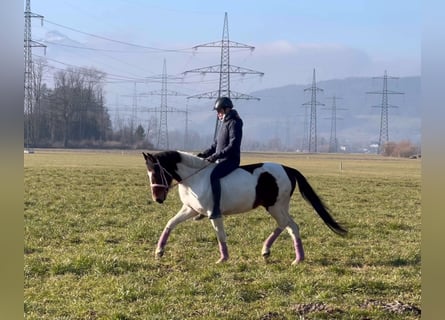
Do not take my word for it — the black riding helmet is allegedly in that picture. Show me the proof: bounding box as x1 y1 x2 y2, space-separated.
213 97 233 111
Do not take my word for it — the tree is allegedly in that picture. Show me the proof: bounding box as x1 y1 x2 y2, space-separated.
37 67 111 147
135 124 146 141
30 58 48 145
381 140 419 157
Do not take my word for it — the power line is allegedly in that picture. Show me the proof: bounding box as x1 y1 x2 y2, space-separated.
33 53 181 83
43 19 195 53
33 53 260 85
42 40 148 53
34 17 263 100
43 39 252 56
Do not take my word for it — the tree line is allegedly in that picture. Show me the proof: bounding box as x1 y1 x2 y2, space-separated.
25 59 154 149
25 60 420 156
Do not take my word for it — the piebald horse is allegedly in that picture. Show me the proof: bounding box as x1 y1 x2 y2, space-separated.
143 150 347 265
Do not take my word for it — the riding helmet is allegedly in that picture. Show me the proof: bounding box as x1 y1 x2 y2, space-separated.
214 97 233 110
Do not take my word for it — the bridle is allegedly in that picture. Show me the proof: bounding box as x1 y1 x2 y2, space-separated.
148 157 212 193
149 158 173 193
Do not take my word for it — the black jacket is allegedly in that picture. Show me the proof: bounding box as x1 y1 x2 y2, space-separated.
201 109 243 164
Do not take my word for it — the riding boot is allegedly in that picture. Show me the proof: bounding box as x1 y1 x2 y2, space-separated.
209 178 222 219
209 207 221 219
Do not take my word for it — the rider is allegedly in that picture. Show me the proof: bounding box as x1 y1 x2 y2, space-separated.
197 97 243 219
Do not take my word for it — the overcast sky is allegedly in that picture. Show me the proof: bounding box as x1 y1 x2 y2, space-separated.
30 0 420 92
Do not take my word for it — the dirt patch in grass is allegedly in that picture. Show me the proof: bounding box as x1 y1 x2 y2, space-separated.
291 300 420 319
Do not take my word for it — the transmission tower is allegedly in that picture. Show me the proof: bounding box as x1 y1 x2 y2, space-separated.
120 82 143 144
366 70 403 154
24 0 46 152
184 12 264 138
324 96 347 153
300 105 308 152
302 69 324 153
157 60 170 149
131 82 138 131
184 102 190 150
141 59 187 150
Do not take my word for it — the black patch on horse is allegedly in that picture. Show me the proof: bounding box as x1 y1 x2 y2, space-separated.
282 165 298 196
253 172 279 209
155 151 183 182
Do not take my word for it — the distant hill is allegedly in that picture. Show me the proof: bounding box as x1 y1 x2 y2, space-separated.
226 76 421 151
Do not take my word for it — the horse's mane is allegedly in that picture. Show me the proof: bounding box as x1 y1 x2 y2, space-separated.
177 151 208 169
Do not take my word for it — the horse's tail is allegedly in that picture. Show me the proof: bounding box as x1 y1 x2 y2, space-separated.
285 166 348 236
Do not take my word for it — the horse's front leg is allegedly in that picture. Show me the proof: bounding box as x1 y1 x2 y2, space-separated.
210 218 229 263
155 204 197 259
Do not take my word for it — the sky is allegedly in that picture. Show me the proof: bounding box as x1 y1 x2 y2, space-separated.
26 0 422 135
29 0 421 85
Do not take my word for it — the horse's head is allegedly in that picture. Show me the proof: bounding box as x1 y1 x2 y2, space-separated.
142 152 173 204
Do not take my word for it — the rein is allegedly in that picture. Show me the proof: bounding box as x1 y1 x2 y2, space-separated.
169 162 212 189
153 158 212 191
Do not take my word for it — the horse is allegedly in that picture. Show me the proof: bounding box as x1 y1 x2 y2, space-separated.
142 150 347 265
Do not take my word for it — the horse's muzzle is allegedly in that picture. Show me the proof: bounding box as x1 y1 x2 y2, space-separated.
151 186 168 204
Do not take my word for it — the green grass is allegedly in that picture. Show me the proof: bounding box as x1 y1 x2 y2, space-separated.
24 150 421 319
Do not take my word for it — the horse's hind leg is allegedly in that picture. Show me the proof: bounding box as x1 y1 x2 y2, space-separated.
262 227 283 260
155 204 197 258
210 218 229 263
268 204 304 265
286 219 305 264
264 204 291 261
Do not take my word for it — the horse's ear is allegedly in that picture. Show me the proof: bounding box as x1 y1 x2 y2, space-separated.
143 152 153 161
143 152 155 164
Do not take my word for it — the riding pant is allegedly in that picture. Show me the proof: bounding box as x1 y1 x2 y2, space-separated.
210 159 239 217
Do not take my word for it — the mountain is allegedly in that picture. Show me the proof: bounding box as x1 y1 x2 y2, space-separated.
226 76 421 151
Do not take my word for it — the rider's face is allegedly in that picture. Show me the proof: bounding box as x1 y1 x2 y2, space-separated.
216 108 225 120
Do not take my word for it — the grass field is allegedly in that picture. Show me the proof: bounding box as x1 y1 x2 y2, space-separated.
24 149 421 319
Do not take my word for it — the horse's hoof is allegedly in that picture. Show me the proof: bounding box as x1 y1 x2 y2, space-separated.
262 248 271 258
291 258 304 265
155 248 164 259
216 257 228 264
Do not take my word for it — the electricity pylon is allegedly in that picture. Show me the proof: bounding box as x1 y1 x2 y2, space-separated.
301 104 309 152
366 70 403 154
141 59 187 150
184 12 264 139
24 0 46 152
324 96 347 153
302 69 324 152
